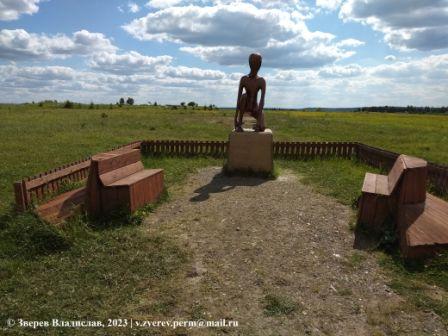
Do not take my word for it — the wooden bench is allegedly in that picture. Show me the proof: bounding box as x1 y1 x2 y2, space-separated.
357 155 413 232
86 149 164 217
358 154 448 258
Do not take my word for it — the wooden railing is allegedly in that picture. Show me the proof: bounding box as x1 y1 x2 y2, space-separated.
428 163 448 194
141 140 227 157
357 143 399 169
13 139 448 211
140 140 359 159
273 141 358 158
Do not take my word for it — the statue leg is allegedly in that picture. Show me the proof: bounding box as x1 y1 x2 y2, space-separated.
235 93 247 132
257 110 265 132
252 102 265 132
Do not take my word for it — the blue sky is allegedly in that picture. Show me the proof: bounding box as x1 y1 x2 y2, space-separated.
0 0 447 107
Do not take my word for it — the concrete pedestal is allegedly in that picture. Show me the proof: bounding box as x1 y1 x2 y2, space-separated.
227 128 273 173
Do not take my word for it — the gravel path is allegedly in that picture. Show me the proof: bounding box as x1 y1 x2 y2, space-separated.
143 167 447 336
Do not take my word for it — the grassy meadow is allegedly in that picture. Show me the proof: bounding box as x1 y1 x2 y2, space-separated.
0 103 448 333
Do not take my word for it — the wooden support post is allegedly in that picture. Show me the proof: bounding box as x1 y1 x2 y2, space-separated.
14 181 27 212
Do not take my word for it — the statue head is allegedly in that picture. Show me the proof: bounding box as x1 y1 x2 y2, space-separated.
248 53 262 76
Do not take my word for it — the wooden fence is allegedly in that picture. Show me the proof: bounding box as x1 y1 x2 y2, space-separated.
273 141 358 159
13 139 448 211
140 140 359 159
141 140 227 157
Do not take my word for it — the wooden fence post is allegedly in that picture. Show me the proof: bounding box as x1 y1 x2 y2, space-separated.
14 180 27 212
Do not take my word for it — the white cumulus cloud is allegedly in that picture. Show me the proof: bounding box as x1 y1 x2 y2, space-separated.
1 54 448 107
0 29 117 60
316 0 343 11
340 0 448 51
384 55 396 62
128 2 140 13
88 51 172 74
146 0 183 9
159 65 226 80
124 2 359 68
0 0 40 21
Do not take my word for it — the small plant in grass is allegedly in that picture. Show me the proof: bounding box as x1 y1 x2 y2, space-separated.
263 294 298 316
348 251 367 268
190 303 206 319
58 179 84 194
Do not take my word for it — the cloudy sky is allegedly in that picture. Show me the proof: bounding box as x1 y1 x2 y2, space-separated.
0 0 447 107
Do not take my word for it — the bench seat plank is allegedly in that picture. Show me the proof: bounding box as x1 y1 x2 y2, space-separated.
36 187 85 224
403 194 448 247
106 169 163 187
100 161 144 186
362 173 389 196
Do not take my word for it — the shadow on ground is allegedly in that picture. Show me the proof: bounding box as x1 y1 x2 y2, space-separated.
190 170 269 202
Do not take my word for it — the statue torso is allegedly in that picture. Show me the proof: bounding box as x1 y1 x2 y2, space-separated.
241 75 264 111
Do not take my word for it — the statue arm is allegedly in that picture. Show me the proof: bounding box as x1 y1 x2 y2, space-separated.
236 78 243 111
234 78 244 126
258 78 266 112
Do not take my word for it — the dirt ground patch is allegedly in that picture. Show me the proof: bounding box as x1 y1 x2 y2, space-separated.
138 167 447 336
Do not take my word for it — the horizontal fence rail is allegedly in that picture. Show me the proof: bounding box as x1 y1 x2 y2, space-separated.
273 141 358 159
140 140 359 159
13 139 448 211
141 140 227 157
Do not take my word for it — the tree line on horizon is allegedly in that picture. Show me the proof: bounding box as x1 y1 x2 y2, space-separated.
14 99 219 110
358 106 448 114
3 101 447 115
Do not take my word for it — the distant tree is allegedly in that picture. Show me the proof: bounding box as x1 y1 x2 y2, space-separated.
63 100 74 109
119 97 125 106
180 102 186 107
153 101 158 106
187 101 196 107
126 97 134 105
89 102 94 109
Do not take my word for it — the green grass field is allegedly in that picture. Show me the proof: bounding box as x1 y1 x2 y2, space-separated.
1 104 447 332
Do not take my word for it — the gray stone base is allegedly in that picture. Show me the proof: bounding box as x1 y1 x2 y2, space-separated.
227 128 273 173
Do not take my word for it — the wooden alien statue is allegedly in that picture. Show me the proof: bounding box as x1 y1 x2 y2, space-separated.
234 53 266 132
